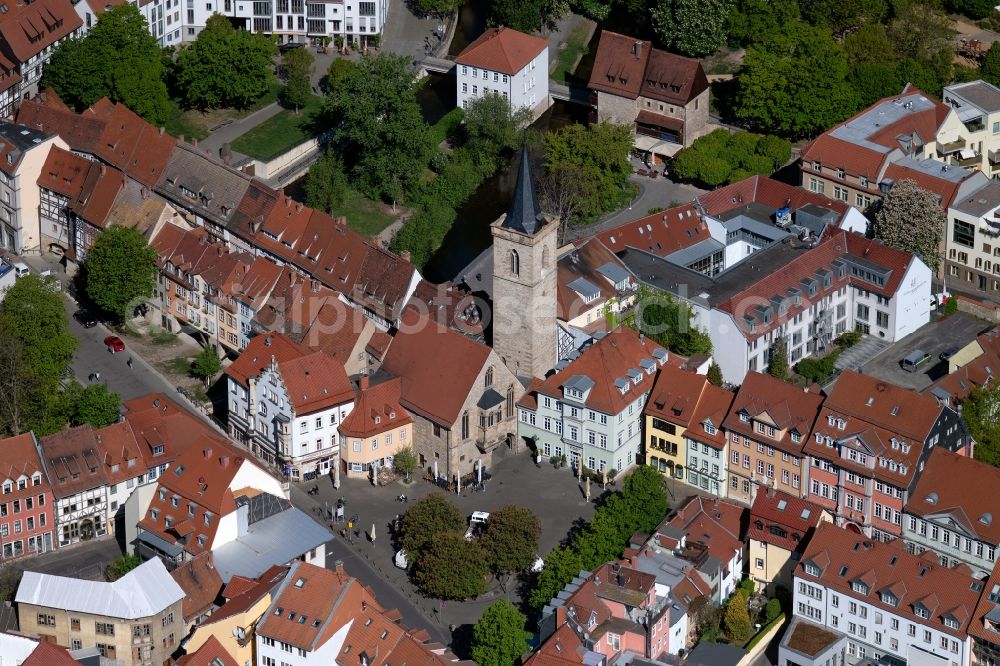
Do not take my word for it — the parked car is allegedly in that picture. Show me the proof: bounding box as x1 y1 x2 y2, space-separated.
74 310 98 328
11 262 28 278
901 349 931 372
464 511 489 540
104 335 125 353
940 346 960 361
394 549 408 569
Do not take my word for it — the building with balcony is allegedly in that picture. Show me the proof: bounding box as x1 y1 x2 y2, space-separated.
903 448 1000 578
942 80 1000 176
749 489 830 594
722 372 823 505
794 521 981 666
455 27 549 118
944 179 1000 299
0 433 55 560
588 29 709 160
518 326 675 476
804 370 972 542
15 558 185 665
644 364 733 496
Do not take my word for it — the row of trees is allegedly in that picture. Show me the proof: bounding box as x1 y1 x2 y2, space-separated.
42 6 278 123
671 129 792 188
398 495 542 600
529 466 668 611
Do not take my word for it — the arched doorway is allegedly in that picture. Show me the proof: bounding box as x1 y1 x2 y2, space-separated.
845 522 863 534
79 518 94 541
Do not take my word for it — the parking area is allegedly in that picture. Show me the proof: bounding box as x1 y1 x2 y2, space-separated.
848 313 990 390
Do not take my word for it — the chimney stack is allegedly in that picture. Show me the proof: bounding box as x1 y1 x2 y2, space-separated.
359 375 369 391
203 447 213 459
399 250 411 263
159 127 165 136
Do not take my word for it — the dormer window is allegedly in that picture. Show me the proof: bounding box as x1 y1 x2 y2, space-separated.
944 616 960 629
739 412 749 423
703 423 717 436
914 604 929 619
851 581 869 595
828 415 835 426
804 562 821 577
881 592 897 607
375 416 381 425
791 432 801 444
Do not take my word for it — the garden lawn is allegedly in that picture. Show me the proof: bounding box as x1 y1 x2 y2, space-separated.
331 187 395 238
164 83 282 141
231 94 325 161
551 25 590 83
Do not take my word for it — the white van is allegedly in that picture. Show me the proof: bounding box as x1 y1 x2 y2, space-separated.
11 262 28 278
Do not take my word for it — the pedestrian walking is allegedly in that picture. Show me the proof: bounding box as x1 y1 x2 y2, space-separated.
94 371 101 381
127 356 133 369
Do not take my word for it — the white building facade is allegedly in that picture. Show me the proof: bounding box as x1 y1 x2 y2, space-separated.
455 27 550 116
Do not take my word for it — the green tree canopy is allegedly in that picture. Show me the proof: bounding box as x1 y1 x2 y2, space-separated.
623 286 713 356
73 385 121 428
41 4 171 123
413 532 487 599
800 0 887 37
305 153 349 213
400 493 466 559
0 276 77 389
621 465 669 533
529 545 583 610
327 53 434 202
844 23 898 66
670 129 791 187
190 347 222 387
735 23 858 137
282 45 315 110
393 447 418 482
769 338 789 379
175 14 277 110
961 382 1000 466
479 504 541 577
726 0 799 47
105 554 141 581
463 93 532 173
325 58 356 92
471 600 531 666
652 0 731 57
983 43 1000 87
85 226 158 319
413 0 465 15
870 179 945 272
724 590 752 641
707 362 724 387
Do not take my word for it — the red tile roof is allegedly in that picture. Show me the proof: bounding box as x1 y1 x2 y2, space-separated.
278 351 354 414
71 162 127 227
722 372 824 456
666 496 746 568
121 392 230 469
257 561 359 651
0 0 82 63
455 27 548 76
16 97 105 152
557 238 636 320
175 635 238 666
170 552 224 623
905 448 1000 544
749 489 827 552
38 425 110 499
639 48 708 106
588 30 651 99
594 202 705 257
224 332 311 386
380 308 493 426
969 557 1000 643
799 522 984 639
21 640 79 666
86 101 176 187
646 366 733 449
94 420 148 486
697 175 851 221
520 326 677 416
37 145 91 198
339 376 412 438
205 566 288 625
0 433 49 498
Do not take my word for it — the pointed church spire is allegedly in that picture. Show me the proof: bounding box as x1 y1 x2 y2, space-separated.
502 145 546 236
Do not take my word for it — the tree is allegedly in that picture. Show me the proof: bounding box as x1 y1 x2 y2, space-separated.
724 590 752 641
328 53 434 202
0 276 78 391
73 385 121 428
572 0 614 20
726 0 799 47
764 598 782 622
105 554 141 581
707 362 724 387
85 226 158 319
282 46 314 111
870 179 945 272
542 122 633 224
41 5 170 123
844 24 897 66
962 382 1000 466
471 600 531 666
174 14 277 110
400 493 466 559
670 129 790 188
393 447 418 482
800 0 887 38
414 0 464 15
463 93 532 174
769 338 789 379
735 23 857 137
325 58 356 92
887 3 954 63
538 164 590 241
848 63 902 108
190 346 222 387
529 545 583 610
413 532 487 599
490 0 543 32
621 465 668 533
479 504 541 577
628 285 713 356
983 43 1000 88
652 0 730 57
305 153 349 213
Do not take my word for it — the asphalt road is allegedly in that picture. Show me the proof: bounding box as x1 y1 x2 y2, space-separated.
14 537 122 579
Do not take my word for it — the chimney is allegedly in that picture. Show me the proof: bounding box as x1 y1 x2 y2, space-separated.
334 560 345 576
159 126 165 136
100 165 106 175
632 40 642 59
219 454 231 469
399 250 411 263
359 375 370 391
179 134 185 143
192 137 198 147
203 447 213 459
223 155 231 166
296 202 303 213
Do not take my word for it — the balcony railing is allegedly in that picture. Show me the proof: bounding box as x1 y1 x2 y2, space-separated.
939 139 966 154
957 154 982 167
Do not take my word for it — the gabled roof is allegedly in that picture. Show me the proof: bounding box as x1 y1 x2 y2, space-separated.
0 433 48 497
646 366 733 448
277 351 354 414
175 635 238 666
339 376 412 438
155 142 252 227
666 496 746 566
639 48 708 106
905 448 1000 544
0 122 53 176
749 489 827 552
16 558 183 619
589 30 651 99
0 0 82 63
37 145 90 198
520 326 674 416
16 96 105 153
170 552 224 623
85 100 176 187
380 308 493 426
454 27 548 76
557 238 636 320
697 175 850 222
224 332 312 386
38 425 110 499
722 372 823 455
595 202 705 256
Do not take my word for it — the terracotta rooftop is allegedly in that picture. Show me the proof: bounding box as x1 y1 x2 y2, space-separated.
277 351 354 414
175 635 238 666
170 552 224 623
0 433 49 500
905 448 1000 545
38 425 110 499
594 202 705 257
556 238 637 321
697 175 850 222
454 26 548 76
749 489 827 552
798 522 985 639
722 372 824 456
639 47 708 106
0 0 82 63
37 145 91 198
339 376 412 439
588 30 651 99
666 496 746 569
224 332 312 386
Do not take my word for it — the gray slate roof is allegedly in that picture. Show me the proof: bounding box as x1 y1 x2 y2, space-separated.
212 506 331 583
501 146 547 236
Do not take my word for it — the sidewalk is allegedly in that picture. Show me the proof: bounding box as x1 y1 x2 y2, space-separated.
200 102 283 154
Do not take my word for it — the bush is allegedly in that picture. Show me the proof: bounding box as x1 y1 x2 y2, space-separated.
671 130 791 188
698 157 732 187
764 598 781 622
944 296 958 314
835 330 862 348
724 590 752 642
795 349 840 383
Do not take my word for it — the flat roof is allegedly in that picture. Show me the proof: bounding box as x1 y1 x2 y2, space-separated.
211 507 330 583
830 94 938 154
953 179 1000 217
894 155 971 184
781 617 844 656
946 80 1000 114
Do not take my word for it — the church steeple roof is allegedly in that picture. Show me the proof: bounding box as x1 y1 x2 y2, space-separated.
502 146 546 236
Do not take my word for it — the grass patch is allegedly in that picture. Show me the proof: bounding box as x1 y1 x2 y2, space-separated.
164 101 209 141
161 357 193 375
551 25 591 83
430 108 464 146
230 94 325 161
150 329 178 345
163 83 283 140
331 188 396 238
120 323 143 338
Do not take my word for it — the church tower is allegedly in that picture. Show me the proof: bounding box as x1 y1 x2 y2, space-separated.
491 147 558 380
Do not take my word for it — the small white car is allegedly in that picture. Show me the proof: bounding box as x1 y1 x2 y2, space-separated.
464 511 489 540
11 262 28 278
394 549 408 569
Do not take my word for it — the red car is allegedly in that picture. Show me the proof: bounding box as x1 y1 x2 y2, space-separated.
104 335 125 353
